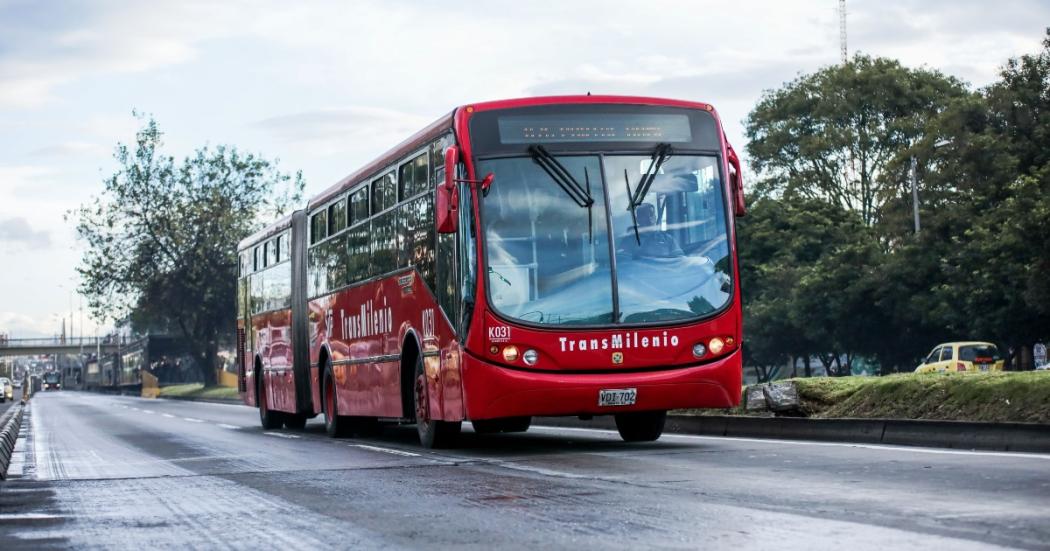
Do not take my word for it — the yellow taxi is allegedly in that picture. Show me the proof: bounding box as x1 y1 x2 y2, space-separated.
915 342 1005 373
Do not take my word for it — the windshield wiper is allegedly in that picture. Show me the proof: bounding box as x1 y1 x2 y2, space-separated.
623 169 641 245
630 143 673 207
528 145 594 208
528 145 596 242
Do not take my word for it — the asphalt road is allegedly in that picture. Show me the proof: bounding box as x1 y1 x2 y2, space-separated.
1 392 1048 550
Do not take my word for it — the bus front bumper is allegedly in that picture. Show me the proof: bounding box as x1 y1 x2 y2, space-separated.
461 349 741 420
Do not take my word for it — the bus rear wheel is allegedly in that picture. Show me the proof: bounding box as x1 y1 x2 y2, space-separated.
414 355 460 449
323 368 351 438
257 374 283 430
614 410 667 442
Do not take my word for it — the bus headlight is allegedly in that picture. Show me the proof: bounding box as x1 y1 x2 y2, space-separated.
708 337 725 355
692 343 707 358
523 349 538 365
502 346 519 362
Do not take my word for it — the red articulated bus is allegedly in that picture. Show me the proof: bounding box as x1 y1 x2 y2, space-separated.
236 95 746 448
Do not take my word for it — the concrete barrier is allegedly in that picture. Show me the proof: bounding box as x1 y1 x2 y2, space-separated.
536 414 1050 453
0 405 24 480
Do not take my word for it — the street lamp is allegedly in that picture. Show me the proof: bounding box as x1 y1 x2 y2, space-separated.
910 139 953 234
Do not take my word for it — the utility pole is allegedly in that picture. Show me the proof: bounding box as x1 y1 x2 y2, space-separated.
839 0 847 64
910 156 921 234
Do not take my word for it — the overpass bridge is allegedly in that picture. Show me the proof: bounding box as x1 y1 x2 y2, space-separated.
0 337 122 357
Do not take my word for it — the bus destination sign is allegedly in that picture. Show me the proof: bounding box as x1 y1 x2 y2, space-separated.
497 113 693 144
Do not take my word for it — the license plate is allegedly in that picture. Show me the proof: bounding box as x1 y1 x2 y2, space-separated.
598 388 637 407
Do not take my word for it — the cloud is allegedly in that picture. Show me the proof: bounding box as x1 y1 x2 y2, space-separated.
0 216 51 250
0 1 247 108
252 106 431 157
28 141 108 158
0 310 57 338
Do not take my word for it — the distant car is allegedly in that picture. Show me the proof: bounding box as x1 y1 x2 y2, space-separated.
915 342 1005 373
0 377 12 402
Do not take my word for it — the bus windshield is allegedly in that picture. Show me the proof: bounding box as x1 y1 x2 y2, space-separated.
478 153 731 326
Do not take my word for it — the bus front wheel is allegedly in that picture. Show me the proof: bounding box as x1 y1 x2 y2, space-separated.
323 367 351 438
614 410 667 442
257 374 283 430
414 355 460 449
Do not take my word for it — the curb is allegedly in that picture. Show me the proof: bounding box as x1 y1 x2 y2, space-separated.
535 414 1050 453
0 405 25 480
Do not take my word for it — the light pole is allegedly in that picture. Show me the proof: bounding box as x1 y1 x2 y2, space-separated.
910 139 952 235
910 156 920 234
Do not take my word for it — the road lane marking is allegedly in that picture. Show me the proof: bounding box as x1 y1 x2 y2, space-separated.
142 410 155 414
217 424 240 430
183 418 205 423
162 413 176 418
351 444 420 457
0 513 66 521
529 425 1050 460
264 432 300 439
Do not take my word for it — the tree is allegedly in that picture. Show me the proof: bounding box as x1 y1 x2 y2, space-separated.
916 29 1050 369
745 55 969 228
72 116 303 385
739 197 882 377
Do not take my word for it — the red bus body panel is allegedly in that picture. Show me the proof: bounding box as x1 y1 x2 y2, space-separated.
307 270 463 420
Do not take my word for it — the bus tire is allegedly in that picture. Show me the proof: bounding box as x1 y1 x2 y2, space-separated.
414 354 460 449
257 371 283 430
502 416 531 433
284 414 307 430
614 410 666 442
323 367 351 438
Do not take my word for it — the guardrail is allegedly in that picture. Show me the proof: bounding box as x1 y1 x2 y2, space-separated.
0 337 124 348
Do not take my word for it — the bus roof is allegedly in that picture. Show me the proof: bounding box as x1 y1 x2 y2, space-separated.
237 211 294 252
465 94 716 114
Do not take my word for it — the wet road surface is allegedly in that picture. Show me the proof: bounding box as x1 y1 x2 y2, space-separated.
1 391 1048 549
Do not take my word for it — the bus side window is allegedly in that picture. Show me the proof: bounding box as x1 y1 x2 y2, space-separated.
399 161 415 201
349 187 368 224
266 239 277 267
310 211 328 244
372 172 395 214
328 198 347 236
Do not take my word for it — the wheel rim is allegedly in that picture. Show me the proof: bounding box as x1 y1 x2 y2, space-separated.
415 370 429 430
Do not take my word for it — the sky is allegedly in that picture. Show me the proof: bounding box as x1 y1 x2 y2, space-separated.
0 0 1047 337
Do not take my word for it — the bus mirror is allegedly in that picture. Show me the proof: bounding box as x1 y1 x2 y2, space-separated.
444 146 458 191
727 146 746 217
437 146 460 233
